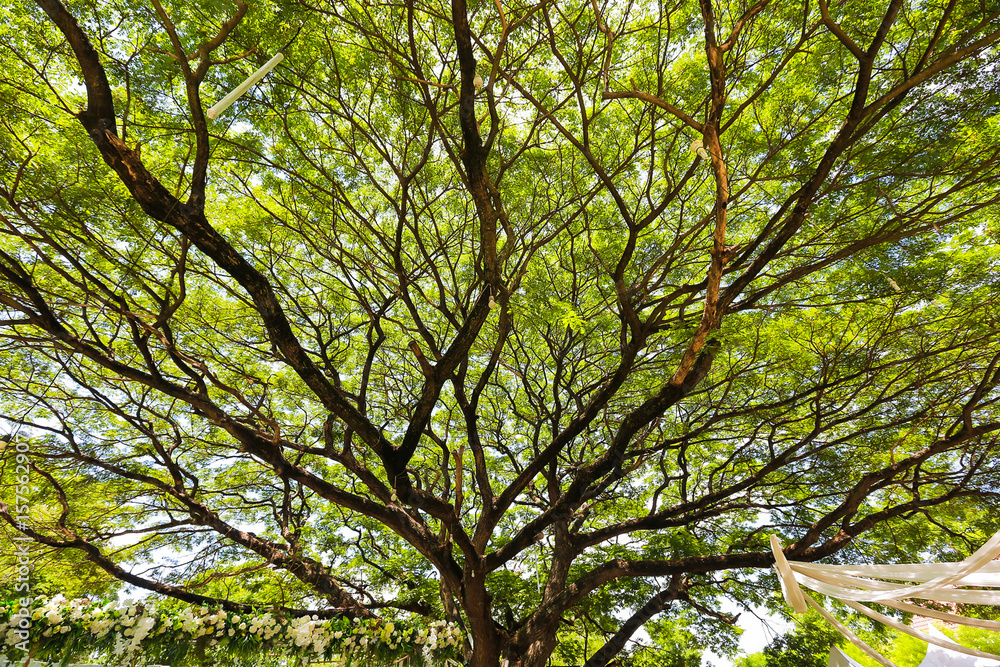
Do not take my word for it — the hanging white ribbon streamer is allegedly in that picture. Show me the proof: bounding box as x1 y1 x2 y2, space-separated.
771 534 808 613
841 597 1000 662
802 591 896 667
793 569 1000 605
877 599 1000 632
792 530 1000 602
207 53 285 119
793 560 1000 586
771 530 1000 667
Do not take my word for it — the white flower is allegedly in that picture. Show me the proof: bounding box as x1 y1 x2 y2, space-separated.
126 615 155 646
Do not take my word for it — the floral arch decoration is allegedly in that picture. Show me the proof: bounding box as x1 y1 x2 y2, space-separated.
2 596 465 667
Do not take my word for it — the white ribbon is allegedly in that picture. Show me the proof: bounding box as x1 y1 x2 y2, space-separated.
793 560 1000 586
793 569 1000 605
842 597 1000 662
770 530 1000 667
803 591 896 667
207 53 285 120
771 534 808 613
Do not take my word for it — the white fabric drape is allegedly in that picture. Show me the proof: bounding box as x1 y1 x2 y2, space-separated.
917 627 1000 667
828 646 867 667
771 530 1000 667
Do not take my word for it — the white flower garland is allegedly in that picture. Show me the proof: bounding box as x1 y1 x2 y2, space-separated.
2 596 464 667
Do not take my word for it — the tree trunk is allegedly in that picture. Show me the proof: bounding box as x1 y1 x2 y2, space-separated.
517 634 560 667
465 577 502 667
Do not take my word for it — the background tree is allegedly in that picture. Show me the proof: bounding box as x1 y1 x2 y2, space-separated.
738 610 1000 667
625 616 705 667
735 611 844 667
2 0 1000 666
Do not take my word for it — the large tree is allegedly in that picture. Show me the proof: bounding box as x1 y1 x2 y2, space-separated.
2 0 1000 665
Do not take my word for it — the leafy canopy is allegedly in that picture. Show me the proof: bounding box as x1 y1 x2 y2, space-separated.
1 0 1000 666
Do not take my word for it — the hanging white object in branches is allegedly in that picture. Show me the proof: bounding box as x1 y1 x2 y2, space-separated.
207 53 285 119
689 139 710 160
770 531 1000 667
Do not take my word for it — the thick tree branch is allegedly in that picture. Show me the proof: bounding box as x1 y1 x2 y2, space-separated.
582 575 686 667
601 90 704 133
